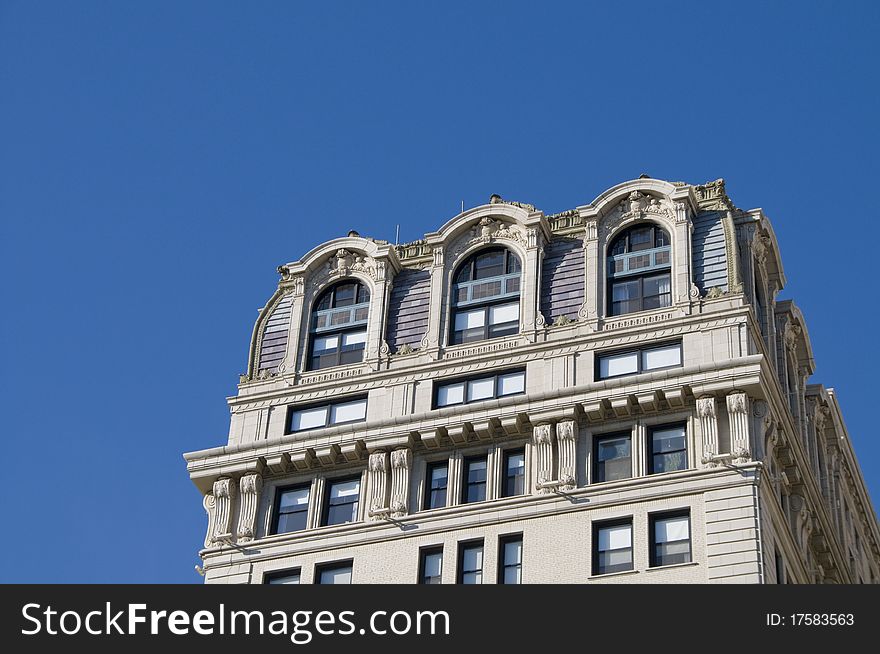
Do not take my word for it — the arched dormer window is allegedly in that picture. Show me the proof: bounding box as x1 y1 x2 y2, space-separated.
308 280 370 370
450 247 521 345
607 223 671 316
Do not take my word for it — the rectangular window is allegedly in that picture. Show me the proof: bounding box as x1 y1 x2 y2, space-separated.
594 520 633 575
424 461 449 510
649 424 688 474
462 456 488 504
503 449 525 497
315 561 353 584
419 546 443 584
594 432 632 482
597 342 682 380
265 569 301 584
323 477 360 526
451 302 520 344
457 540 484 584
610 273 671 315
650 512 691 567
498 534 523 584
288 396 367 433
310 328 367 369
435 369 525 408
273 484 310 534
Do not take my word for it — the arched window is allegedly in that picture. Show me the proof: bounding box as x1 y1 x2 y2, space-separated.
607 223 671 316
450 247 521 345
308 280 370 370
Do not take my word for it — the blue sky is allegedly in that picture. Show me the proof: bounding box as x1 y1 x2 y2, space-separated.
1 1 878 582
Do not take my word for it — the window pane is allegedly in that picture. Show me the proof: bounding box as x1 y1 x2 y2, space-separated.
330 399 367 424
426 463 448 509
473 251 505 279
597 436 631 481
279 487 310 510
503 539 522 566
489 302 519 325
267 572 301 585
291 406 328 431
652 426 686 453
497 371 525 396
462 546 483 571
466 459 487 483
437 382 465 406
312 335 339 352
628 227 653 251
599 352 639 378
318 565 352 584
341 330 367 347
467 377 495 402
454 308 485 330
642 344 681 370
505 452 525 496
329 480 360 500
598 524 632 550
422 552 442 582
655 516 690 543
503 567 521 584
333 284 356 307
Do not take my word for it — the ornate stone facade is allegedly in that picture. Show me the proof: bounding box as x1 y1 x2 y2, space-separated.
187 178 880 585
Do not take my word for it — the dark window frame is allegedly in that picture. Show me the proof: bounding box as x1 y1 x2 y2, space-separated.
592 517 634 576
264 568 302 584
418 545 444 584
271 483 311 535
502 448 526 498
606 223 672 318
423 460 449 510
433 368 526 409
308 280 371 371
456 539 485 585
595 341 683 380
461 455 488 505
649 510 692 568
314 559 354 585
593 431 633 483
450 247 522 346
498 533 523 584
321 475 362 527
285 395 368 434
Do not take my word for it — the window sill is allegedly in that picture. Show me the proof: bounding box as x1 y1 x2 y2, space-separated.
646 561 698 572
588 569 639 580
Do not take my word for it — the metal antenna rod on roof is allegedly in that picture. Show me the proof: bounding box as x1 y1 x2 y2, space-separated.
395 224 400 245
461 200 464 213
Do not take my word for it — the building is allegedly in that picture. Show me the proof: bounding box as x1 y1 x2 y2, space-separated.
184 177 880 584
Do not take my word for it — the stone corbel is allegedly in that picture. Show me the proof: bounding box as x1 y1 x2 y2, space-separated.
390 448 413 517
367 451 389 520
236 473 263 542
727 392 751 462
696 396 721 466
556 420 577 490
202 493 216 548
211 477 237 543
532 423 555 493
